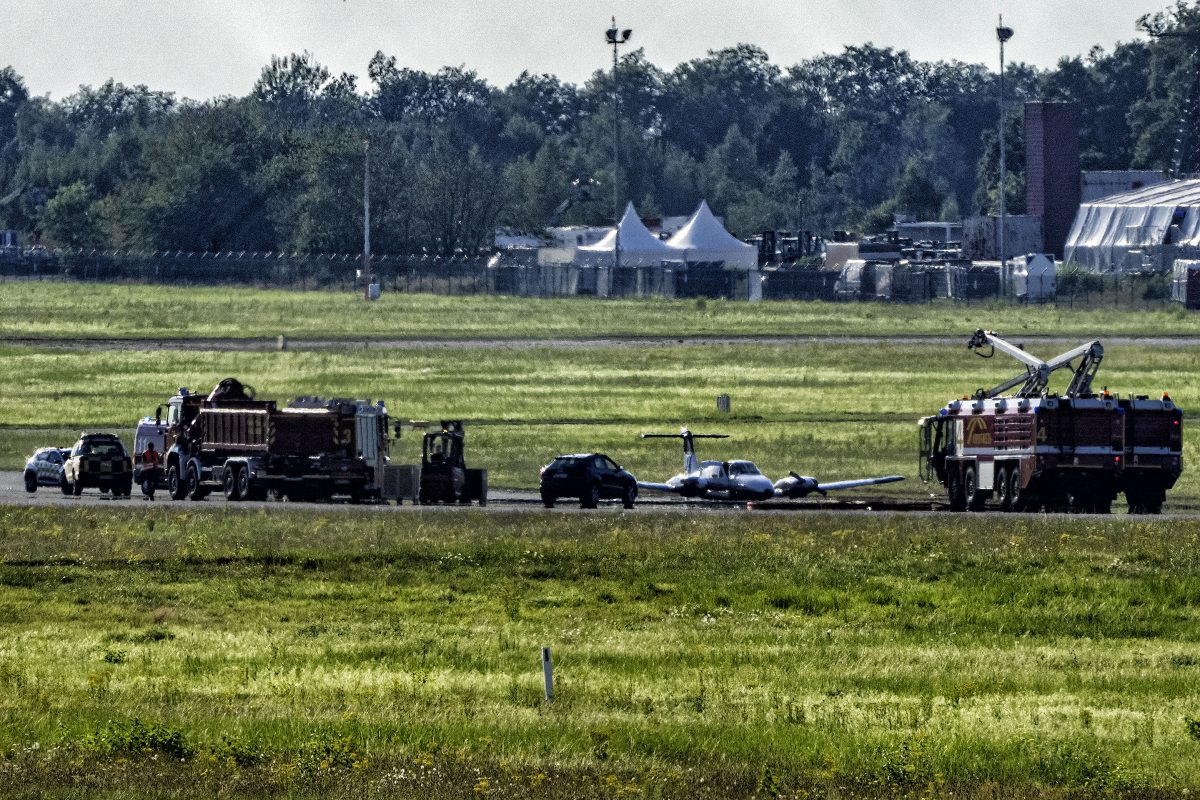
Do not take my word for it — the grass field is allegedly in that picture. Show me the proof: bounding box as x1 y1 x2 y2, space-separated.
3 338 1198 503
5 284 1200 798
1 507 1198 798
2 281 1199 340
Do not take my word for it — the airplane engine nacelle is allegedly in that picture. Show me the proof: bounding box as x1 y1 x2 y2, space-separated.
774 474 821 499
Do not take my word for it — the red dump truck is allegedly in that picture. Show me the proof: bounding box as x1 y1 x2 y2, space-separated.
919 330 1182 514
155 378 390 502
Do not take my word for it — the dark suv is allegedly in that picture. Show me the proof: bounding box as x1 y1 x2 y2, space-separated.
539 453 637 509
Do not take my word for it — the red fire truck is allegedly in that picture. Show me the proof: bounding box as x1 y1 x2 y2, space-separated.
919 330 1182 514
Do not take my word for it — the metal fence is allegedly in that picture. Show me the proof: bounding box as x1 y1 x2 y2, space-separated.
0 247 1183 307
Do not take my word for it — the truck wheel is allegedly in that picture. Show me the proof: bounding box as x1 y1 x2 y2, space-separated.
168 465 187 501
60 475 72 496
622 484 637 509
946 470 966 512
186 465 205 501
73 479 83 496
995 467 1011 512
121 477 133 497
963 467 985 512
237 468 253 500
24 472 37 493
223 467 242 501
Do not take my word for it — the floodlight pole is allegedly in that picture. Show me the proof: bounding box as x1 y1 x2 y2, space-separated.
997 16 1014 276
606 17 632 271
363 137 372 300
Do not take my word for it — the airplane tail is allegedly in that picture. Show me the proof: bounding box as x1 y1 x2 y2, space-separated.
640 427 728 474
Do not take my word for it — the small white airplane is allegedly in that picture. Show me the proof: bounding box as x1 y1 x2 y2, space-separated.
637 427 904 502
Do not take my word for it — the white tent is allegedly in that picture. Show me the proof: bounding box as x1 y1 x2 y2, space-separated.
1064 179 1200 272
666 200 758 270
575 202 683 267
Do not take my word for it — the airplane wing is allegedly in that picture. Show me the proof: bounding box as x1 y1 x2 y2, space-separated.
815 475 905 492
637 481 679 493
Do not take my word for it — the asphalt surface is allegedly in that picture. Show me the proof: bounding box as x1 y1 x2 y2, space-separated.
2 469 939 515
7 470 1198 520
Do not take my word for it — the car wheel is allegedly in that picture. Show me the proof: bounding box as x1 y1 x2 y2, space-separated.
223 466 242 501
580 483 600 509
24 472 37 493
186 465 204 501
541 492 555 509
622 484 637 509
168 465 187 500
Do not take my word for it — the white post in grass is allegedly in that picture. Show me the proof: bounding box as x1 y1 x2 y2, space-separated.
542 646 554 701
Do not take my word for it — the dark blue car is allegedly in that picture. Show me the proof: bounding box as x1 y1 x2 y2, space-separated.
539 453 638 509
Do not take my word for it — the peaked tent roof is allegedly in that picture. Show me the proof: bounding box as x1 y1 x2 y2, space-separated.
576 202 682 266
666 201 757 269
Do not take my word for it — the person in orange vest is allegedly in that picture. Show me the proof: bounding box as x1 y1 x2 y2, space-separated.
141 442 162 500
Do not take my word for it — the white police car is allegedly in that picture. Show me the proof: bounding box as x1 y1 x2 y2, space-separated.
23 446 70 493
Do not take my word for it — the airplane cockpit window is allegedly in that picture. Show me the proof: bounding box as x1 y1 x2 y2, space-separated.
728 462 761 476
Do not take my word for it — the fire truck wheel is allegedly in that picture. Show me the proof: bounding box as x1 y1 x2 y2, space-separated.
1008 471 1028 512
1044 490 1069 513
963 467 985 512
223 467 242 501
946 470 966 512
995 467 1012 512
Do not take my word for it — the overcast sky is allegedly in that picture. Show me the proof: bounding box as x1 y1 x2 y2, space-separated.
5 0 1175 101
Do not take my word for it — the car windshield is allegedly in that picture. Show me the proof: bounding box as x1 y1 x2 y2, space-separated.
549 457 582 469
729 462 761 476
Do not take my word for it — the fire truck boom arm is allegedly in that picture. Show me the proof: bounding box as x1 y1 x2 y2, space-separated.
968 330 1104 398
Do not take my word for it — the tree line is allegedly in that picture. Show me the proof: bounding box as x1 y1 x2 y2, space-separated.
2 3 1200 256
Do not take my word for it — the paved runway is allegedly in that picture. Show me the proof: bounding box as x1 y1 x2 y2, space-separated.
1 469 941 515
6 470 1196 521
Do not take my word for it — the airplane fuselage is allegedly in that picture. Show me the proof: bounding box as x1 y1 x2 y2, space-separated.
663 460 776 501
